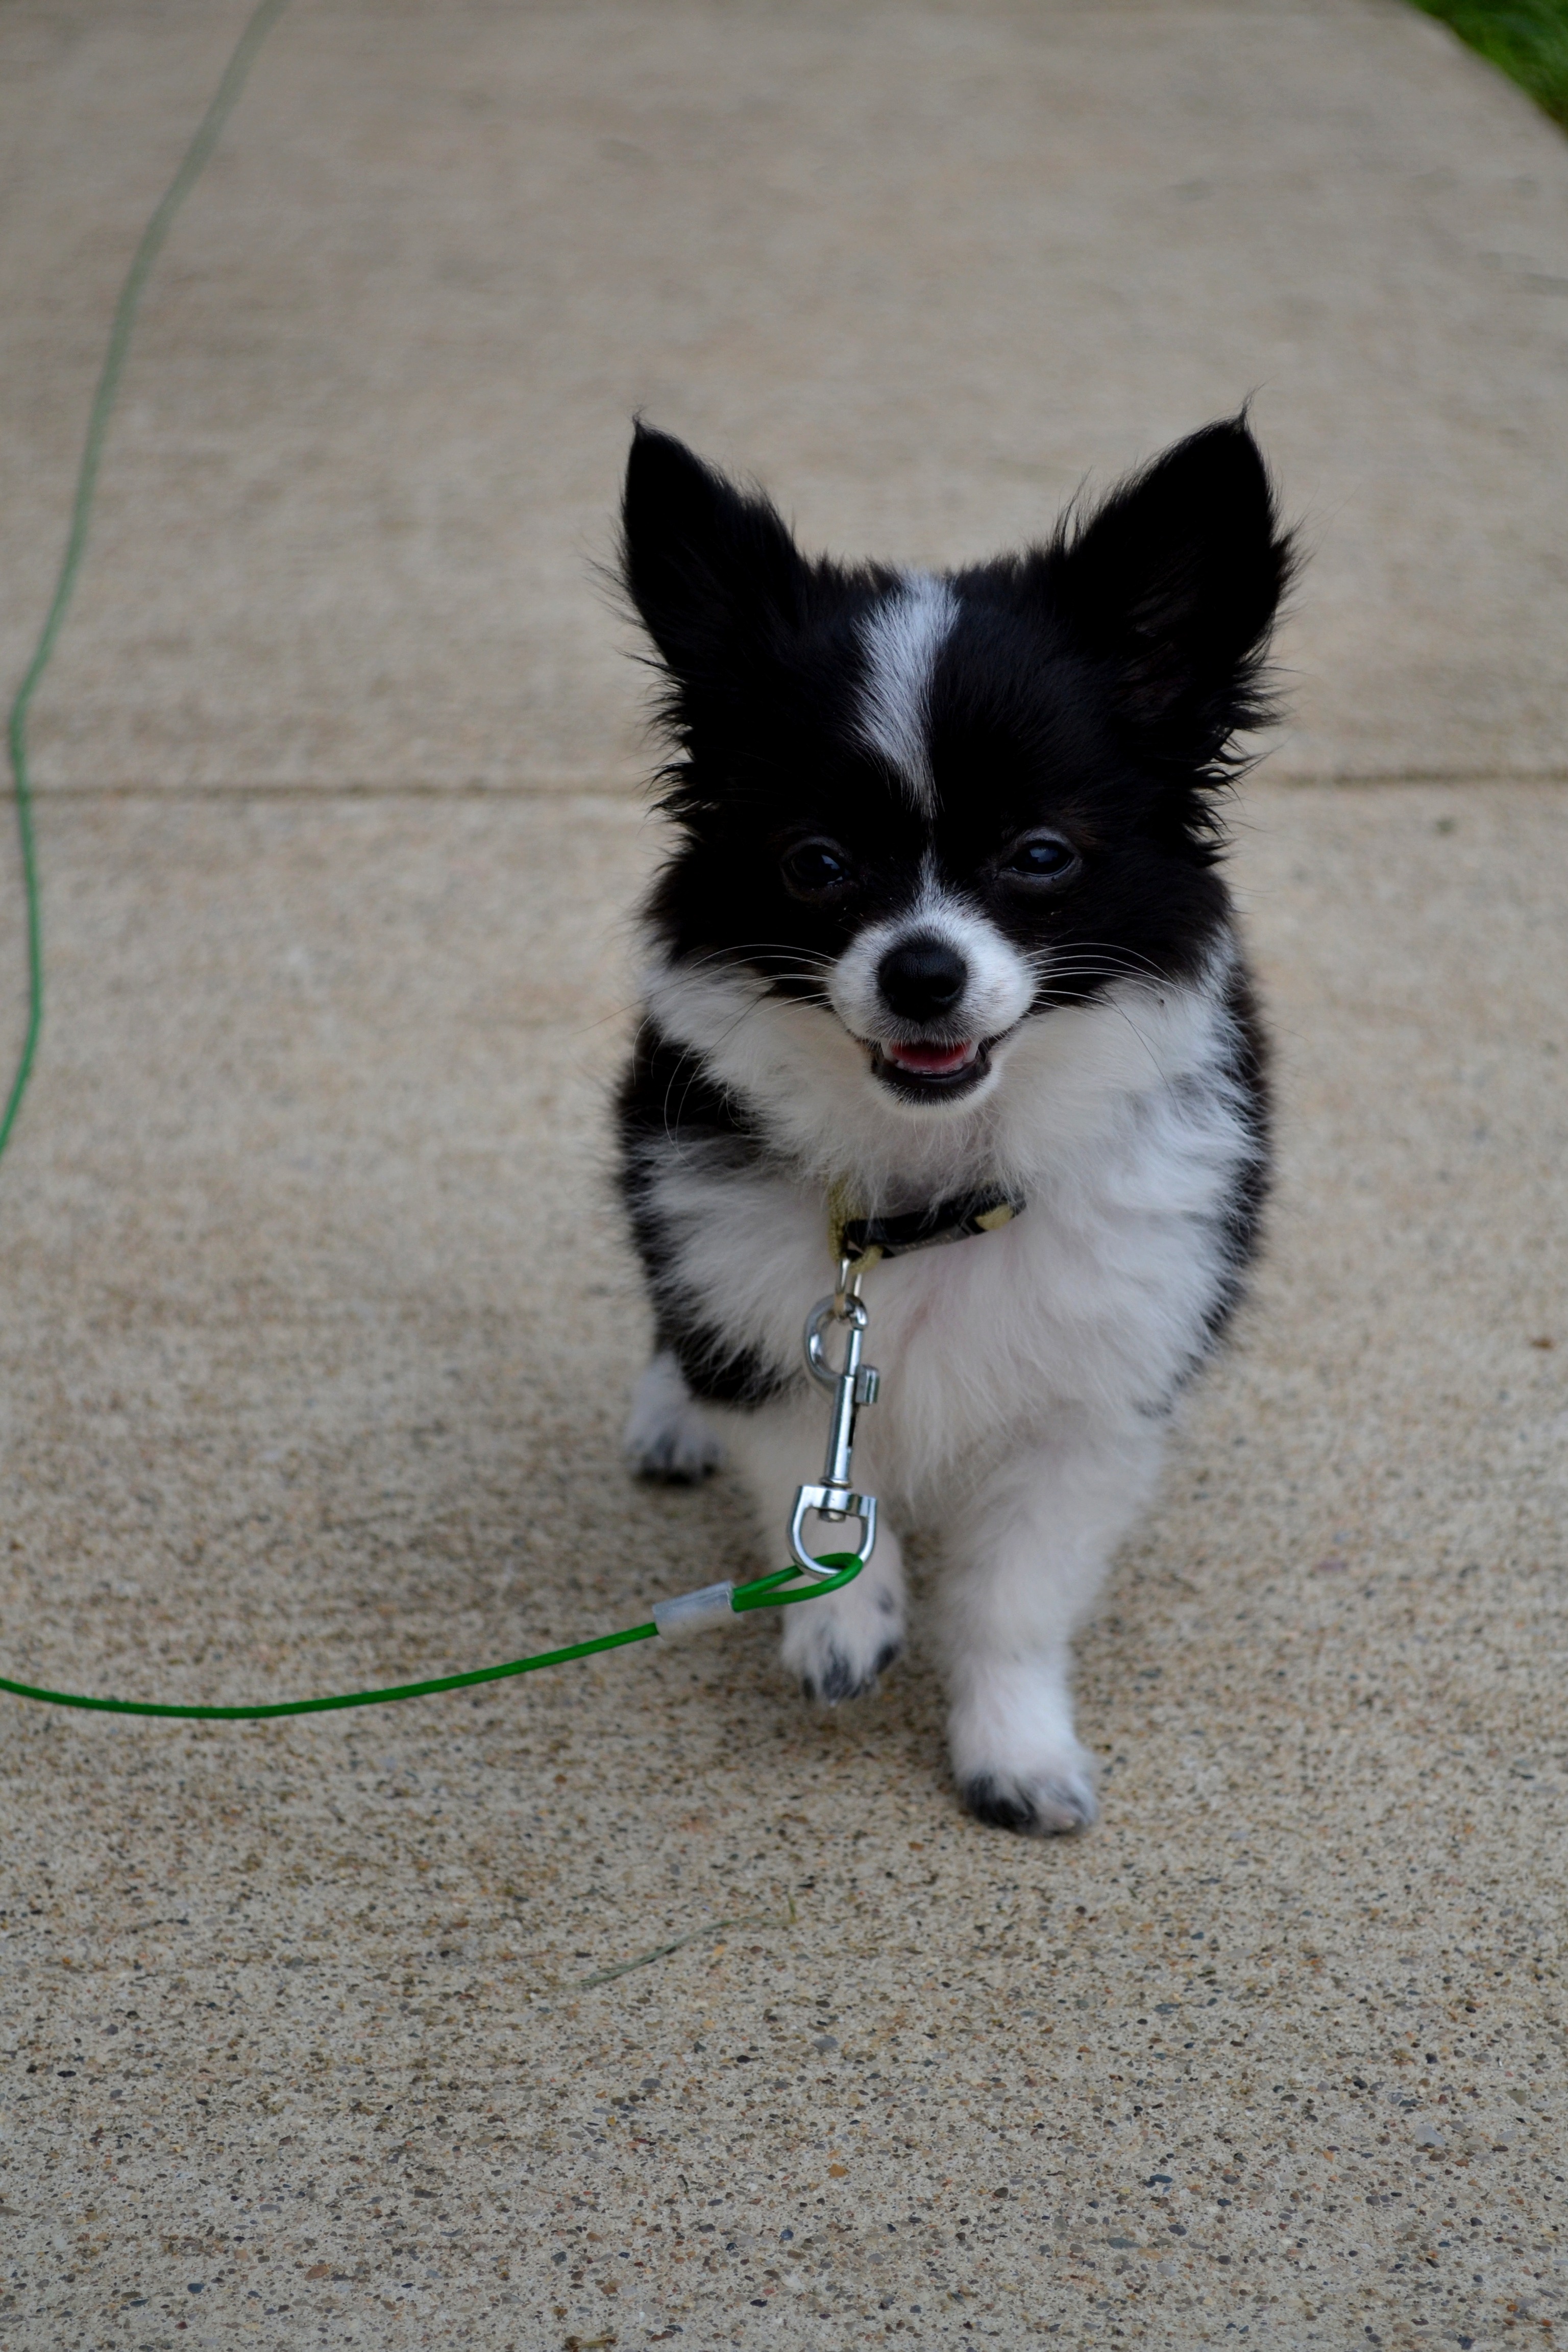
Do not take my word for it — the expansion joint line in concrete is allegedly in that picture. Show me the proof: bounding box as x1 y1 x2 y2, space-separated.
19 770 1568 804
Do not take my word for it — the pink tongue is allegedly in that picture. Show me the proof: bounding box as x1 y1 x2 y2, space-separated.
887 1039 977 1077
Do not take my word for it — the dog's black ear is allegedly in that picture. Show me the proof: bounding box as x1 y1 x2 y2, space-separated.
1047 418 1293 761
621 424 807 680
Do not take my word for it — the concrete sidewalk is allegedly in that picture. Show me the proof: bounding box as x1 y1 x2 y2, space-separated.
2 5 1566 2350
3 0 1568 794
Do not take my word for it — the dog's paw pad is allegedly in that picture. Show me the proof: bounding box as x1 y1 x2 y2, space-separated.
960 1769 1097 1837
799 1637 902 1706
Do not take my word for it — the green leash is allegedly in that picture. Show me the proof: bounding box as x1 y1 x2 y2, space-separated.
0 0 861 1725
0 1560 865 1722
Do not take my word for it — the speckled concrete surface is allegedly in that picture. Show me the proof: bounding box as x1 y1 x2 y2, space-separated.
1 784 1565 2348
3 0 1568 794
3 4 1568 2350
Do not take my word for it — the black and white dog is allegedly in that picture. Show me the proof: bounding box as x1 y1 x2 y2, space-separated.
615 418 1291 1834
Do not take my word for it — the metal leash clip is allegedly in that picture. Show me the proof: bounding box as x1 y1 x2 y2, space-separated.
789 1259 880 1577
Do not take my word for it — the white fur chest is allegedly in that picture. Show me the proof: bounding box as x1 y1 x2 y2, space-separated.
638 953 1259 1507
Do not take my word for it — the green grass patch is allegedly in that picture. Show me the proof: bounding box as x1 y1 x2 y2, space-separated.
1411 0 1568 127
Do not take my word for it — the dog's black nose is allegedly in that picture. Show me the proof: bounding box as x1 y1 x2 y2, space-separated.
878 934 968 1022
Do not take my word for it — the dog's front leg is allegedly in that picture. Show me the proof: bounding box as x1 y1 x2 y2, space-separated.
938 1417 1166 1834
721 1401 906 1702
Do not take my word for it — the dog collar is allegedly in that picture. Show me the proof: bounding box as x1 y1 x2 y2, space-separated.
828 1181 1026 1273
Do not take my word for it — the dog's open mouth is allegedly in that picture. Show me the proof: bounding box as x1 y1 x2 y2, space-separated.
870 1035 992 1101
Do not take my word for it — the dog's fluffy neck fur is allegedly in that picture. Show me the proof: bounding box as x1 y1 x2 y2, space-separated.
640 935 1247 1218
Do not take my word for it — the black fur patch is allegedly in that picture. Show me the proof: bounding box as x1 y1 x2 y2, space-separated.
961 1774 1094 1837
800 1637 902 1704
616 1022 792 1407
1204 954 1273 1339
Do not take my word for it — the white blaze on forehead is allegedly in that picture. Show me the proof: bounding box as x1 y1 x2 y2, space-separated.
855 572 959 813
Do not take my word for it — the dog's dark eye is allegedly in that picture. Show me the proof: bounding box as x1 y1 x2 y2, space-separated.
1000 832 1080 889
780 839 855 902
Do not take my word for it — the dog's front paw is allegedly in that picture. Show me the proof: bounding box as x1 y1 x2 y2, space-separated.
959 1762 1097 1836
794 1622 903 1705
624 1351 723 1483
781 1549 904 1704
948 1660 1099 1835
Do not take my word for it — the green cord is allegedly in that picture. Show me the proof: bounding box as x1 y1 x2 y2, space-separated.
0 1624 660 1722
2 0 294 1167
0 0 864 1724
0 1560 863 1720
